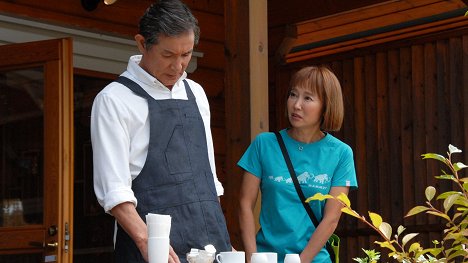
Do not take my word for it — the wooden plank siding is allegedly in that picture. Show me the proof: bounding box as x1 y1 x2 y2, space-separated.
0 0 238 255
272 28 468 260
2 0 468 261
276 0 468 64
0 2 228 159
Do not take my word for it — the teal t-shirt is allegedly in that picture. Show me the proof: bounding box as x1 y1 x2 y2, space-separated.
237 129 358 263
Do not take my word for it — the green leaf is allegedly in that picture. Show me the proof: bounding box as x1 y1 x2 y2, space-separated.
375 241 396 252
448 144 462 154
341 207 360 218
453 162 467 172
405 206 429 217
426 211 451 221
379 222 392 240
447 248 468 261
437 191 461 200
421 153 446 162
305 193 332 203
408 242 421 253
397 225 406 236
435 174 455 180
402 233 419 247
443 193 460 212
420 247 443 257
369 212 383 228
337 192 351 207
462 184 468 198
425 186 436 201
363 249 381 260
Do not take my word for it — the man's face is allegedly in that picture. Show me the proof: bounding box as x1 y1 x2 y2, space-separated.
137 31 194 88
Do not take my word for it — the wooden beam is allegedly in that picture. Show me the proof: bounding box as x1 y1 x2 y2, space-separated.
0 0 225 42
249 0 269 235
274 25 297 64
224 0 251 250
249 0 269 137
285 14 468 63
292 0 466 47
280 0 468 63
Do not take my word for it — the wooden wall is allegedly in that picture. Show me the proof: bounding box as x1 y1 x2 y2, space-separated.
3 0 468 261
0 0 233 258
272 27 468 261
0 0 227 150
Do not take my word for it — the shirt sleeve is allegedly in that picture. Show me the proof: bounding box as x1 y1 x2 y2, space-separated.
91 90 137 213
237 135 263 179
331 144 358 189
189 81 225 196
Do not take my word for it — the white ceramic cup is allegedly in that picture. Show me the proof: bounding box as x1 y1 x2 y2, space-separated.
251 253 268 263
148 237 169 263
216 251 245 263
284 254 300 263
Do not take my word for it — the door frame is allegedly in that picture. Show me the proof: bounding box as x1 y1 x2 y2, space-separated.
0 38 74 263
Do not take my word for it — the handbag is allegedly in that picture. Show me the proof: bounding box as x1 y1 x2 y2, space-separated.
274 131 340 263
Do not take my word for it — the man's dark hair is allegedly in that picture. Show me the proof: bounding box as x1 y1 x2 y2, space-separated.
138 0 200 50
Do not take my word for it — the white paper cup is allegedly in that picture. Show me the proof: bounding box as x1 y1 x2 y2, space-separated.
215 251 245 263
252 252 277 263
251 253 268 263
148 237 169 263
146 213 171 224
284 254 300 263
147 222 171 238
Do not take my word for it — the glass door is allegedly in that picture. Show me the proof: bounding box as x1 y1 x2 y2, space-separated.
0 38 74 263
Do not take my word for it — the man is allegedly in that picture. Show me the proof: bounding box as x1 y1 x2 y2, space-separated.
91 1 232 262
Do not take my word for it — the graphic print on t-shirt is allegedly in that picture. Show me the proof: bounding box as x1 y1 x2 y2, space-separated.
267 171 330 190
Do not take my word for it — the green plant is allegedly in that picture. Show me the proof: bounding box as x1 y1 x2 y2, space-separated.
307 144 468 262
353 249 381 263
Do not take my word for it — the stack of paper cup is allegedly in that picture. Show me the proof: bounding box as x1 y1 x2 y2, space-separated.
146 213 171 263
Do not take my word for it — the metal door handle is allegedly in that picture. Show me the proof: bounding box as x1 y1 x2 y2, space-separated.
47 242 58 248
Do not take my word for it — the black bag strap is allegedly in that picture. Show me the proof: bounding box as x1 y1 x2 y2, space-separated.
274 131 336 263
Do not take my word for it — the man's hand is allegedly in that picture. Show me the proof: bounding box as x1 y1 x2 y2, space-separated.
168 246 180 263
135 238 148 262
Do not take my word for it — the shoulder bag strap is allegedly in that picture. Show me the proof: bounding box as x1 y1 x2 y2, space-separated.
274 131 336 263
274 131 320 226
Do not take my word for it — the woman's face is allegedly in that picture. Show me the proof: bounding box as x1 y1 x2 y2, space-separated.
287 86 324 131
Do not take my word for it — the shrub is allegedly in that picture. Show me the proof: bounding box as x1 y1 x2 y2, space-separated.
308 145 468 262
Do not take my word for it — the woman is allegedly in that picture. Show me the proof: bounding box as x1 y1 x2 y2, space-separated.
238 66 358 263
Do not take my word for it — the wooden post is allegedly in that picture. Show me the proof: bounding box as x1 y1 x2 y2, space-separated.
249 0 269 137
224 0 252 250
224 0 269 249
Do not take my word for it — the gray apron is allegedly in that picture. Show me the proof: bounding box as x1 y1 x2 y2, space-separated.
113 76 231 263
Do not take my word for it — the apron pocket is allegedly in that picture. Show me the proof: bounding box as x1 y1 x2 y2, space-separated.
165 125 191 175
184 113 206 148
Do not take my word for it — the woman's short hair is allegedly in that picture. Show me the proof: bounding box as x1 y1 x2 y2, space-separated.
288 66 344 131
138 0 200 50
